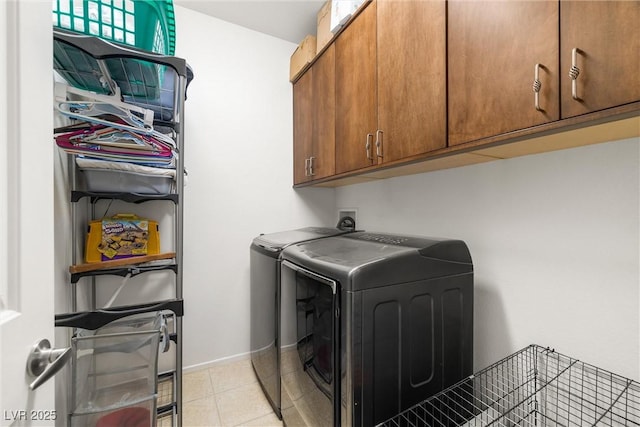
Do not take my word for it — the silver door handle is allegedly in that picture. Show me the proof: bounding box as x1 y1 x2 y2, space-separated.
375 129 383 158
26 339 71 391
365 134 373 161
570 47 582 101
282 260 337 294
304 158 310 177
308 156 315 176
533 63 543 112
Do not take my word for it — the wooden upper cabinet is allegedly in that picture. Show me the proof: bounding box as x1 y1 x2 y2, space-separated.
293 69 313 184
377 0 446 161
294 0 638 186
293 46 336 184
335 0 446 173
335 0 377 174
560 1 640 118
448 1 560 146
311 44 336 180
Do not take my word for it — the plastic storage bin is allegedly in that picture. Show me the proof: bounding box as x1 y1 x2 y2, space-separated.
53 37 165 100
79 168 174 195
84 214 161 263
70 313 163 426
52 0 176 55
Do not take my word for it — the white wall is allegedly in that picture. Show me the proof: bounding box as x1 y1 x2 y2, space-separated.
173 6 336 368
336 137 640 381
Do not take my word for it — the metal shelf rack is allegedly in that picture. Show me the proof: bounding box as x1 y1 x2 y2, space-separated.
53 28 191 427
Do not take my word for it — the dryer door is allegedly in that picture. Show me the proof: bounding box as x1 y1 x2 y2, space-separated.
280 260 339 427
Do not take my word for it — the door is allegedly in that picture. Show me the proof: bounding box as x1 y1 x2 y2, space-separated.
280 261 338 427
448 0 559 146
310 44 336 181
292 45 335 184
335 0 377 174
377 0 446 162
560 1 640 118
293 70 313 184
1 1 57 424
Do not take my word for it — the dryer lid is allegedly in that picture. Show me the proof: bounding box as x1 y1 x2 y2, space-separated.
281 231 473 291
252 227 349 252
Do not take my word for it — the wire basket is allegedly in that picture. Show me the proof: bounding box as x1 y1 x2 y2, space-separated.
377 344 640 427
70 313 163 421
52 0 176 55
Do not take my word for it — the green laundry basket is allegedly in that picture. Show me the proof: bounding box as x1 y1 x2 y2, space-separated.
52 0 176 56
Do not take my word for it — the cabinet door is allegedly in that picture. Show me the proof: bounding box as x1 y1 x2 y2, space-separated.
293 70 313 184
377 0 446 162
335 1 377 174
448 1 559 146
560 1 640 118
311 44 336 180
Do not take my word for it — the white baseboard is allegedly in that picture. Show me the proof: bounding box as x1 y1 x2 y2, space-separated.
183 344 298 373
183 351 251 373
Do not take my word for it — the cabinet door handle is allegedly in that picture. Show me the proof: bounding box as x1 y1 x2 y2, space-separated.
304 158 310 176
365 134 374 161
570 47 582 101
375 129 383 158
309 156 315 176
533 63 543 112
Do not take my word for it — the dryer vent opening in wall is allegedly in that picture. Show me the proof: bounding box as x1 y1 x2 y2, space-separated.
338 209 357 226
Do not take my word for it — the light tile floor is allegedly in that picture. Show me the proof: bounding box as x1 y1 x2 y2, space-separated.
164 359 283 427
